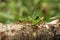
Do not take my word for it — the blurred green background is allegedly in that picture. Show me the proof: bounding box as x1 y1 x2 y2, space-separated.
0 0 60 24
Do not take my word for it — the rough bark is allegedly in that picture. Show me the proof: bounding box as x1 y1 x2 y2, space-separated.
0 19 60 40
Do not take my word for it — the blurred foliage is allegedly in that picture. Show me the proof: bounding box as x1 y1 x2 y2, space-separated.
0 0 60 24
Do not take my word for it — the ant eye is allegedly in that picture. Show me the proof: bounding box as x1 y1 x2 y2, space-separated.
35 16 39 20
